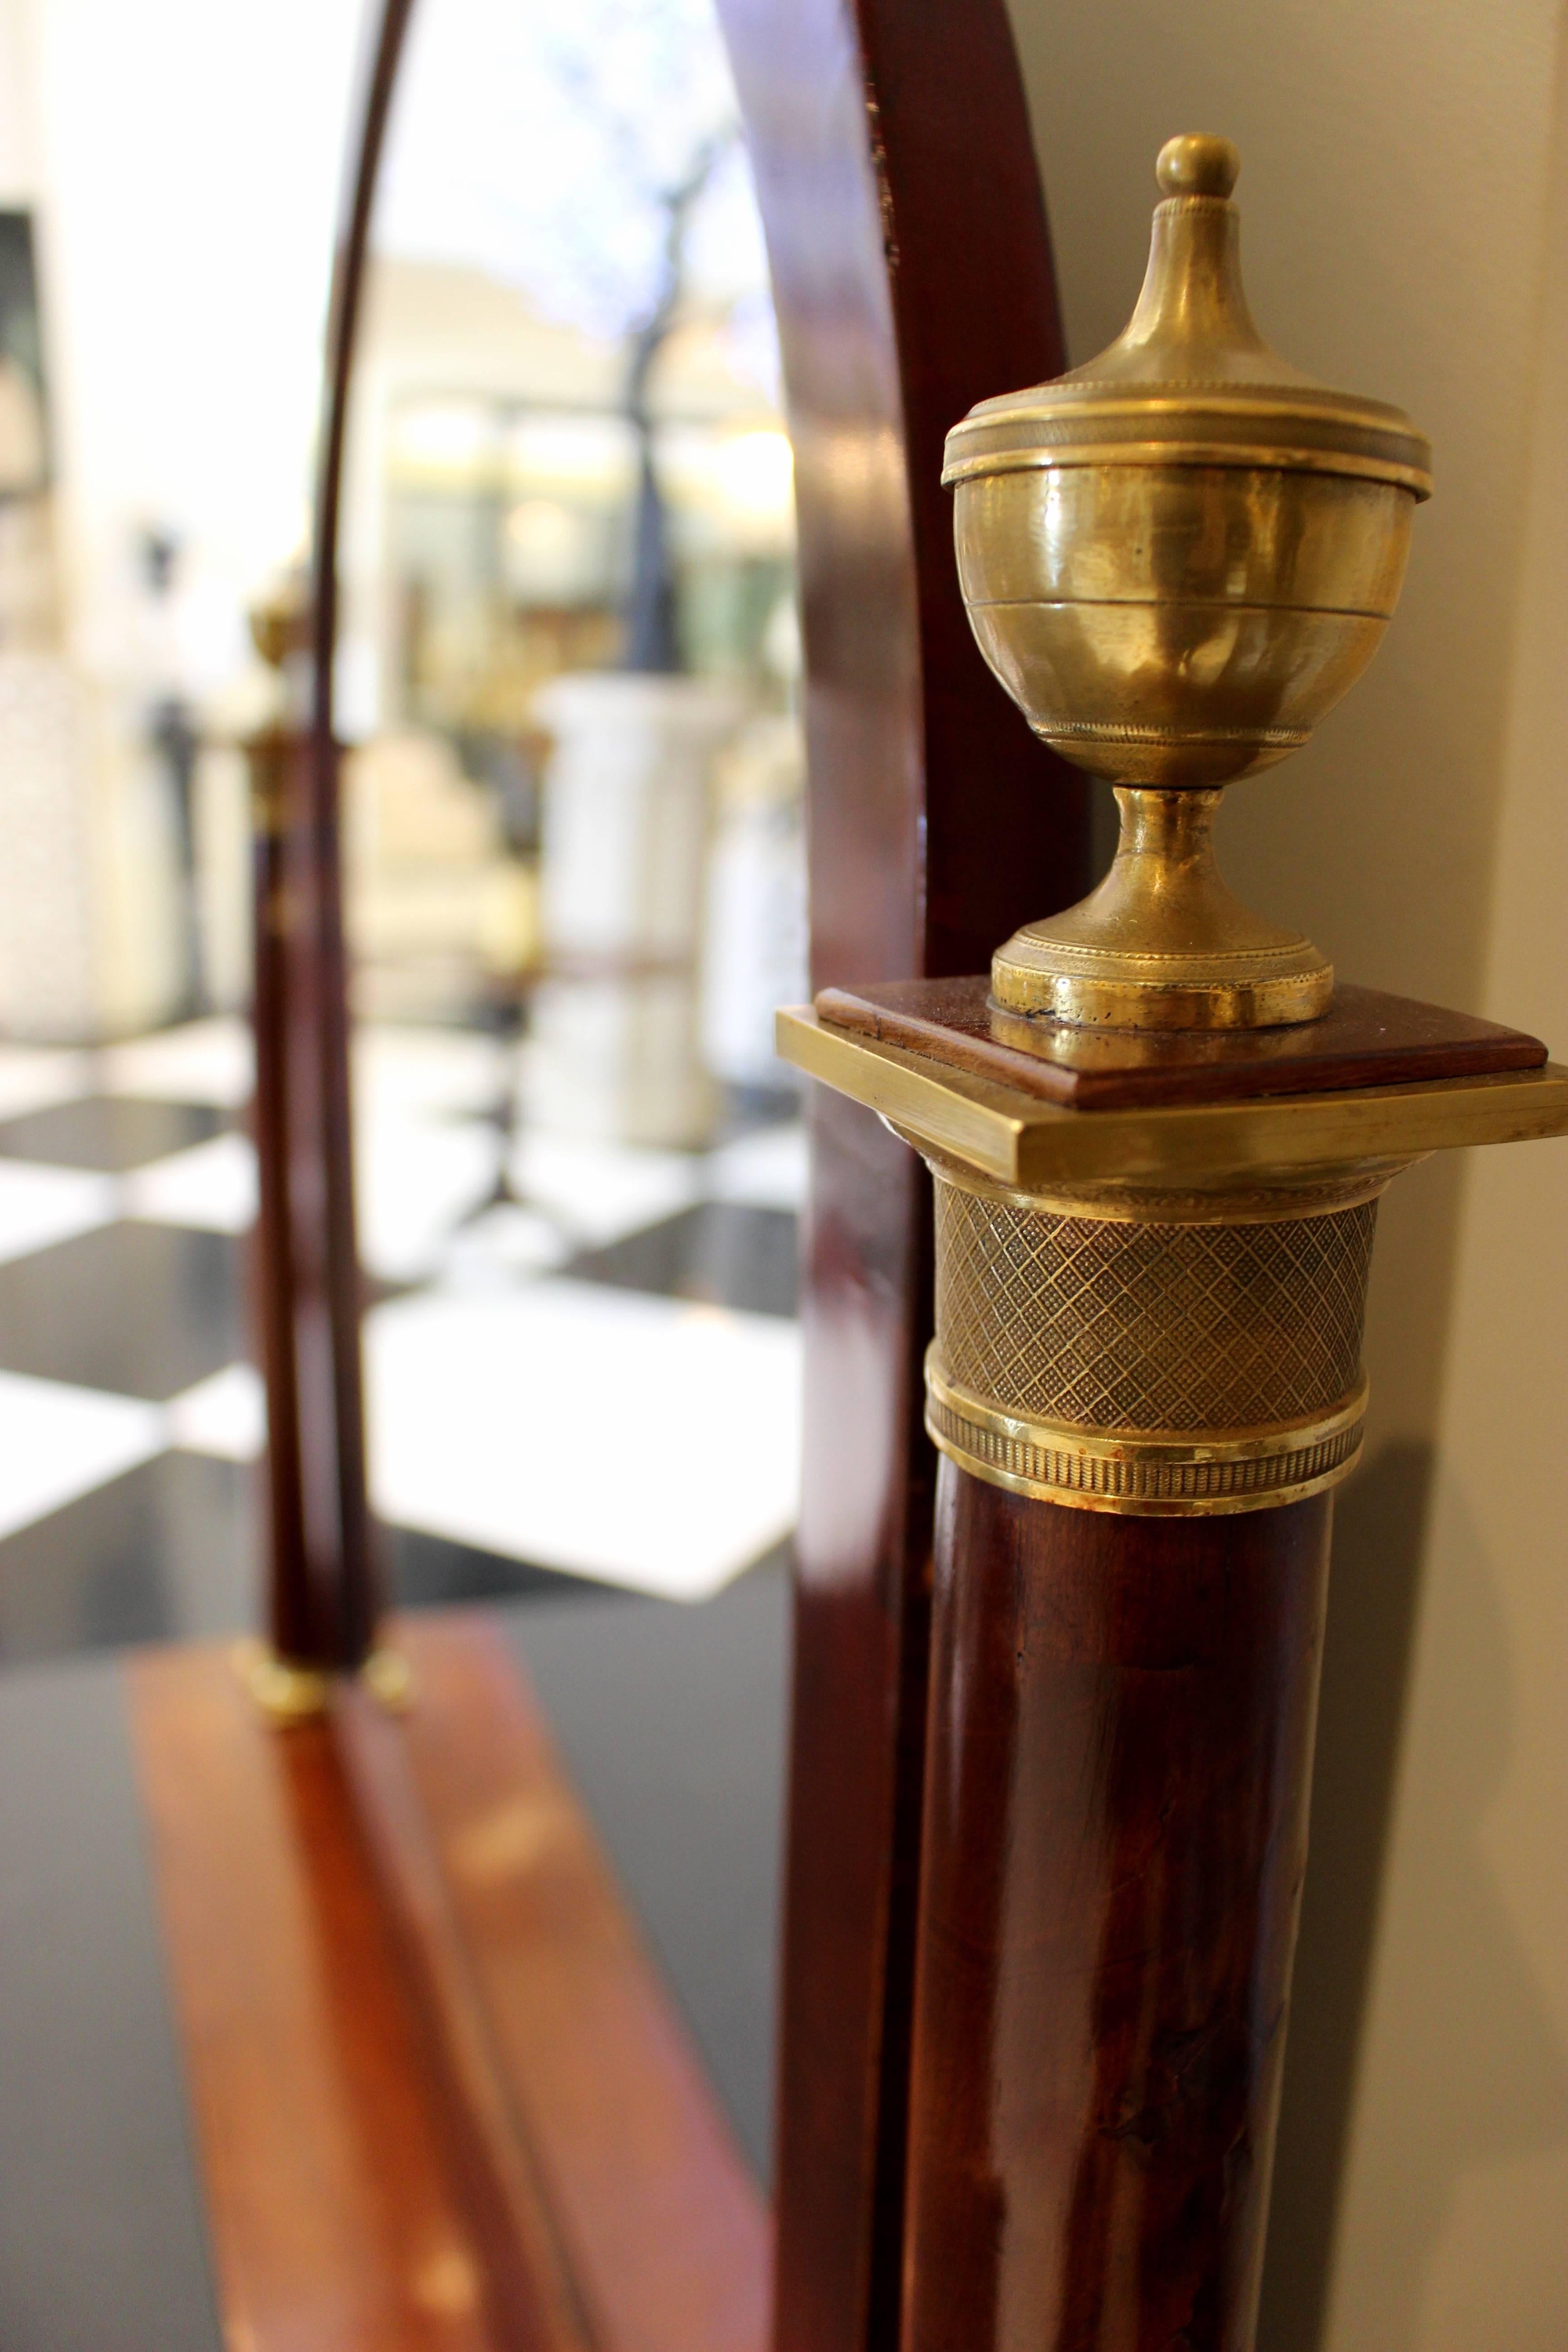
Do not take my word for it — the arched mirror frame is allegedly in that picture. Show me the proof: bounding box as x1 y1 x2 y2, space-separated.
257 3 1092 2345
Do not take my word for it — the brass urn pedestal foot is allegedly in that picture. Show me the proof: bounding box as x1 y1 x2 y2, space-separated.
779 132 1568 2352
992 786 1333 1029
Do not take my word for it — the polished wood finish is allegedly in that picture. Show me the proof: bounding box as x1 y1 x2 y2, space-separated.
906 1465 1333 2352
817 975 1550 1108
130 1643 497 2351
335 1678 594 2352
360 1617 771 2352
130 1620 767 2352
246 701 384 1668
262 0 419 1669
714 6 1090 2345
246 725 320 1663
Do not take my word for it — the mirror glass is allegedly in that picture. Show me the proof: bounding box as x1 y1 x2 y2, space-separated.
0 10 361 1657
345 0 806 2176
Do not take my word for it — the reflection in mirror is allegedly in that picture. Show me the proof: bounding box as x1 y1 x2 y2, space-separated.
0 11 362 1661
342 0 804 2175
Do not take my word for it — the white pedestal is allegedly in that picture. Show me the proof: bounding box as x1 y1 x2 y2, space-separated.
701 712 808 1092
0 653 183 1041
527 672 743 1148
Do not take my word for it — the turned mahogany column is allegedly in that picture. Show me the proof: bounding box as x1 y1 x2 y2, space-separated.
783 981 1565 2350
781 133 1568 2350
914 1480 1331 2341
902 1141 1374 2348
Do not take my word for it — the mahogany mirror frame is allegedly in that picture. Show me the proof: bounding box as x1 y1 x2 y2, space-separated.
255 3 1092 2346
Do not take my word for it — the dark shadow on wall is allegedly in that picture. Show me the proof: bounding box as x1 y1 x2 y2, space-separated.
1259 1442 1568 2349
1258 1441 1433 2351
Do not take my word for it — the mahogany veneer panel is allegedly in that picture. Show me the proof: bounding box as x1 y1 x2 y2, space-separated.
129 1615 768 2352
817 975 1547 1109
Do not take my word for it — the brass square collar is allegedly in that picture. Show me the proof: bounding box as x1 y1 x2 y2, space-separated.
775 1006 1568 1196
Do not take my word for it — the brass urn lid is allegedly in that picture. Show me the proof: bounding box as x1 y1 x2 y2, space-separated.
942 134 1431 501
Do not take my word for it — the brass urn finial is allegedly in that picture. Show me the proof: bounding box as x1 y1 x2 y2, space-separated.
1155 132 1239 198
943 136 1432 1029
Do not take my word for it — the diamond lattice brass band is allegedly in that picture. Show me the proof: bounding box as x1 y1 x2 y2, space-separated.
923 1160 1381 1517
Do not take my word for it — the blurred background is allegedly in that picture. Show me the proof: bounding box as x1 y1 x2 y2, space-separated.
0 0 808 1661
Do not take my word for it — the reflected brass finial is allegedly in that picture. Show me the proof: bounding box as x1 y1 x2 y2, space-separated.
943 137 1431 1029
249 573 310 675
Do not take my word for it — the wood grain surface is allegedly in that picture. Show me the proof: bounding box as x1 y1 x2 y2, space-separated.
382 1615 771 2352
130 1643 498 2352
712 6 1092 2346
904 1465 1333 2352
129 1617 768 2352
817 974 1549 1108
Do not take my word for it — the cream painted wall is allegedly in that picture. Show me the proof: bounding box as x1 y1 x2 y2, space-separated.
1330 60 1568 2349
1001 3 1568 2344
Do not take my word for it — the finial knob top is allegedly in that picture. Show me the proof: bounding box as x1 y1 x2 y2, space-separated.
1156 134 1240 200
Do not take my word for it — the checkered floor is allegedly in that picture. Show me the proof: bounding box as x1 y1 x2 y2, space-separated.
0 1019 805 1666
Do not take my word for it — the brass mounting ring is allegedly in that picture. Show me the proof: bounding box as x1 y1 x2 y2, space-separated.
925 1352 1368 1518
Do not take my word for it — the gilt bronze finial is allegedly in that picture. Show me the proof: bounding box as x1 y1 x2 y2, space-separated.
943 135 1432 1029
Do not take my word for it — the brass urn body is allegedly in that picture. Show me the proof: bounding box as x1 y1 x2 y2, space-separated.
942 134 1432 1029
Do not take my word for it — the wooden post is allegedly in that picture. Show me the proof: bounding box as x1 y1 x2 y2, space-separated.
244 693 317 1669
242 591 388 1696
774 137 1529 2339
780 986 1565 2347
714 6 1090 2342
243 0 416 1693
295 0 418 1673
908 1479 1332 2343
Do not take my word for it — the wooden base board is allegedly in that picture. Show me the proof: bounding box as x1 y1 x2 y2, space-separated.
129 1612 770 2352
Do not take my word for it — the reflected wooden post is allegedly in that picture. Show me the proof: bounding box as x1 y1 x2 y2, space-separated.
242 584 398 1702
240 0 416 1698
241 591 380 1705
243 602 318 1681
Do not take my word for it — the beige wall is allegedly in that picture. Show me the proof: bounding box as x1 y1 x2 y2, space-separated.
1001 3 1568 2343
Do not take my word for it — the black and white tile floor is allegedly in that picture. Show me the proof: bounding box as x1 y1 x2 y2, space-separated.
0 1018 805 1666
